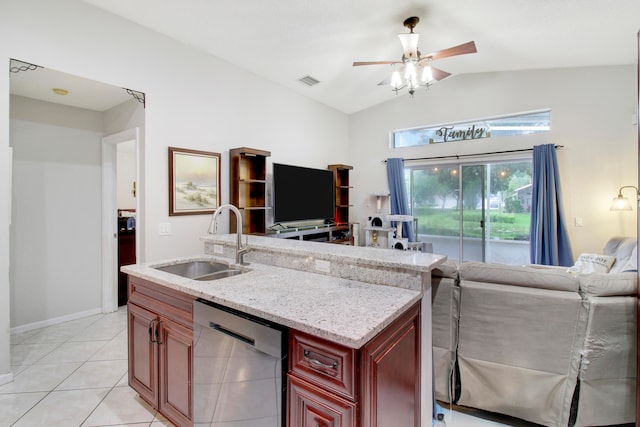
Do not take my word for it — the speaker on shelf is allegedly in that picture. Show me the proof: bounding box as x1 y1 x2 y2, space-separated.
389 237 409 250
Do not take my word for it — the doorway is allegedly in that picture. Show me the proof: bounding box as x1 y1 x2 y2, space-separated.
101 129 141 311
407 159 533 264
9 59 144 330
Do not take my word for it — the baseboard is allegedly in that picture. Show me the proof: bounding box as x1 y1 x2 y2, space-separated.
0 372 14 386
10 307 103 335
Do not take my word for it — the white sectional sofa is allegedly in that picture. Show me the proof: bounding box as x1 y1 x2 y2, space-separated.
432 237 637 427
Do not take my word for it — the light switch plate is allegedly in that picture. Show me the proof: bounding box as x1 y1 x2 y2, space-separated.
159 223 171 235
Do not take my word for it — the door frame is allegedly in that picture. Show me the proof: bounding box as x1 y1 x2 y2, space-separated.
101 127 140 313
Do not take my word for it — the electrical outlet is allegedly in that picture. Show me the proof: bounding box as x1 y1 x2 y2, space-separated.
314 260 331 273
213 244 224 254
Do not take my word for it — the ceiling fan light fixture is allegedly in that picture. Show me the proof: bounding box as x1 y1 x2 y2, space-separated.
398 33 420 59
404 62 417 80
390 70 403 88
421 66 434 83
352 15 477 98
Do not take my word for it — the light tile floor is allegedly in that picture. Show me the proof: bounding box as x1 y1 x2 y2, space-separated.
1 307 543 427
2 307 174 427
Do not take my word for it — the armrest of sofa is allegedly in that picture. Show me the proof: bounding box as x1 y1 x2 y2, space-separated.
458 261 579 292
578 272 638 297
432 259 459 279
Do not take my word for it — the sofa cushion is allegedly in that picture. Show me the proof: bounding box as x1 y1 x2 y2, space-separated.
458 261 579 292
578 272 638 296
618 245 637 272
605 236 637 273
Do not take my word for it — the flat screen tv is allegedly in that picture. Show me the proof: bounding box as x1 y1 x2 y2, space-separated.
273 163 335 224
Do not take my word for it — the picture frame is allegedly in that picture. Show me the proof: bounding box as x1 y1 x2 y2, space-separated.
168 147 221 216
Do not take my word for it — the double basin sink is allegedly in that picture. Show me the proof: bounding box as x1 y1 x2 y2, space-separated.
153 260 246 281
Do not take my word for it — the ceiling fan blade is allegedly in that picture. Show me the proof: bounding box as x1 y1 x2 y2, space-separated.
419 41 477 62
428 65 452 81
353 60 402 66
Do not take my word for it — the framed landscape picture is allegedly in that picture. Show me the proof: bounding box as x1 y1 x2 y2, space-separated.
168 147 221 216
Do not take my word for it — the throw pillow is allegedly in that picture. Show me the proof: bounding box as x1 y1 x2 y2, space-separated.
567 253 616 275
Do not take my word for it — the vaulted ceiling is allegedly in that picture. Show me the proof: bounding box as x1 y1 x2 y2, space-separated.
11 0 640 114
82 0 640 114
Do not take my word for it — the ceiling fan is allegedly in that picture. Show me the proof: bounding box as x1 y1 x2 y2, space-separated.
353 16 477 95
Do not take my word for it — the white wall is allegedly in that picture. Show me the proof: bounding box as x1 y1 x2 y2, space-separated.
349 66 638 256
0 0 348 377
10 97 103 327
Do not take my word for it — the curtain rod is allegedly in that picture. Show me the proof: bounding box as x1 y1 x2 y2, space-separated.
383 144 564 163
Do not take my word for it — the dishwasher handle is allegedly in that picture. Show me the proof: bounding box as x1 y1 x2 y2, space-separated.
209 321 255 346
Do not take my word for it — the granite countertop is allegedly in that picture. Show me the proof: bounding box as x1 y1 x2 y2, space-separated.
202 233 444 273
123 235 446 348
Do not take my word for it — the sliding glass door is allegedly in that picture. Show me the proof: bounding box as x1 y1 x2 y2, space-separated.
461 165 485 261
407 159 532 263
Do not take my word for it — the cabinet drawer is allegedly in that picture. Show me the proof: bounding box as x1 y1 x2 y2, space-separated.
289 330 357 400
128 276 194 329
288 375 357 427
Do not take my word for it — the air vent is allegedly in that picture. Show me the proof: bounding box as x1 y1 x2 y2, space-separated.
298 75 320 87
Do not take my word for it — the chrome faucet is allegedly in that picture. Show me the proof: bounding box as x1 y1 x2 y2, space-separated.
208 204 250 265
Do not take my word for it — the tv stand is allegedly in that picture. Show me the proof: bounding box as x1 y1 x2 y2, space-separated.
267 223 352 244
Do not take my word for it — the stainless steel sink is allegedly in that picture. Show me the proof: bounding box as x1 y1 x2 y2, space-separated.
192 269 243 281
153 260 245 281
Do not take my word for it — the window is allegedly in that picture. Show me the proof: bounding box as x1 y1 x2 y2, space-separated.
406 159 532 263
393 110 550 148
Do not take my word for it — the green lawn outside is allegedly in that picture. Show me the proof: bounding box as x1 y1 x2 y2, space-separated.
413 207 530 240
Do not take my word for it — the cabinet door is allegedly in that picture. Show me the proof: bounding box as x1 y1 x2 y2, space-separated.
288 375 357 427
128 302 159 406
360 303 420 427
158 317 193 426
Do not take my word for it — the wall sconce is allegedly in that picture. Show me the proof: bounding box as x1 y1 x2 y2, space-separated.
610 185 639 210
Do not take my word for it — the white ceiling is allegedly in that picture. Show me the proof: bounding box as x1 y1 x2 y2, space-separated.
11 0 640 114
9 59 135 112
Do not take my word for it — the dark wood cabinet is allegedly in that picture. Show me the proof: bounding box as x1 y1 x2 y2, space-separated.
288 302 420 427
127 276 194 427
158 316 193 425
229 147 271 235
288 375 357 427
360 302 421 427
128 302 157 405
117 230 136 306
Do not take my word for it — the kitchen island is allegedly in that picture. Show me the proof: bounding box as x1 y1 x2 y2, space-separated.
122 234 446 426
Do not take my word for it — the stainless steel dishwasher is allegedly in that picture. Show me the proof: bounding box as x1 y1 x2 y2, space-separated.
193 299 287 427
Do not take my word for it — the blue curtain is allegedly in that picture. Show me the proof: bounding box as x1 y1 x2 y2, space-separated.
529 144 573 266
386 158 414 241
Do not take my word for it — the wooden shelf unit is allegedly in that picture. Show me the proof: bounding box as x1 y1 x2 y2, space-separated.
229 147 271 235
327 164 353 227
